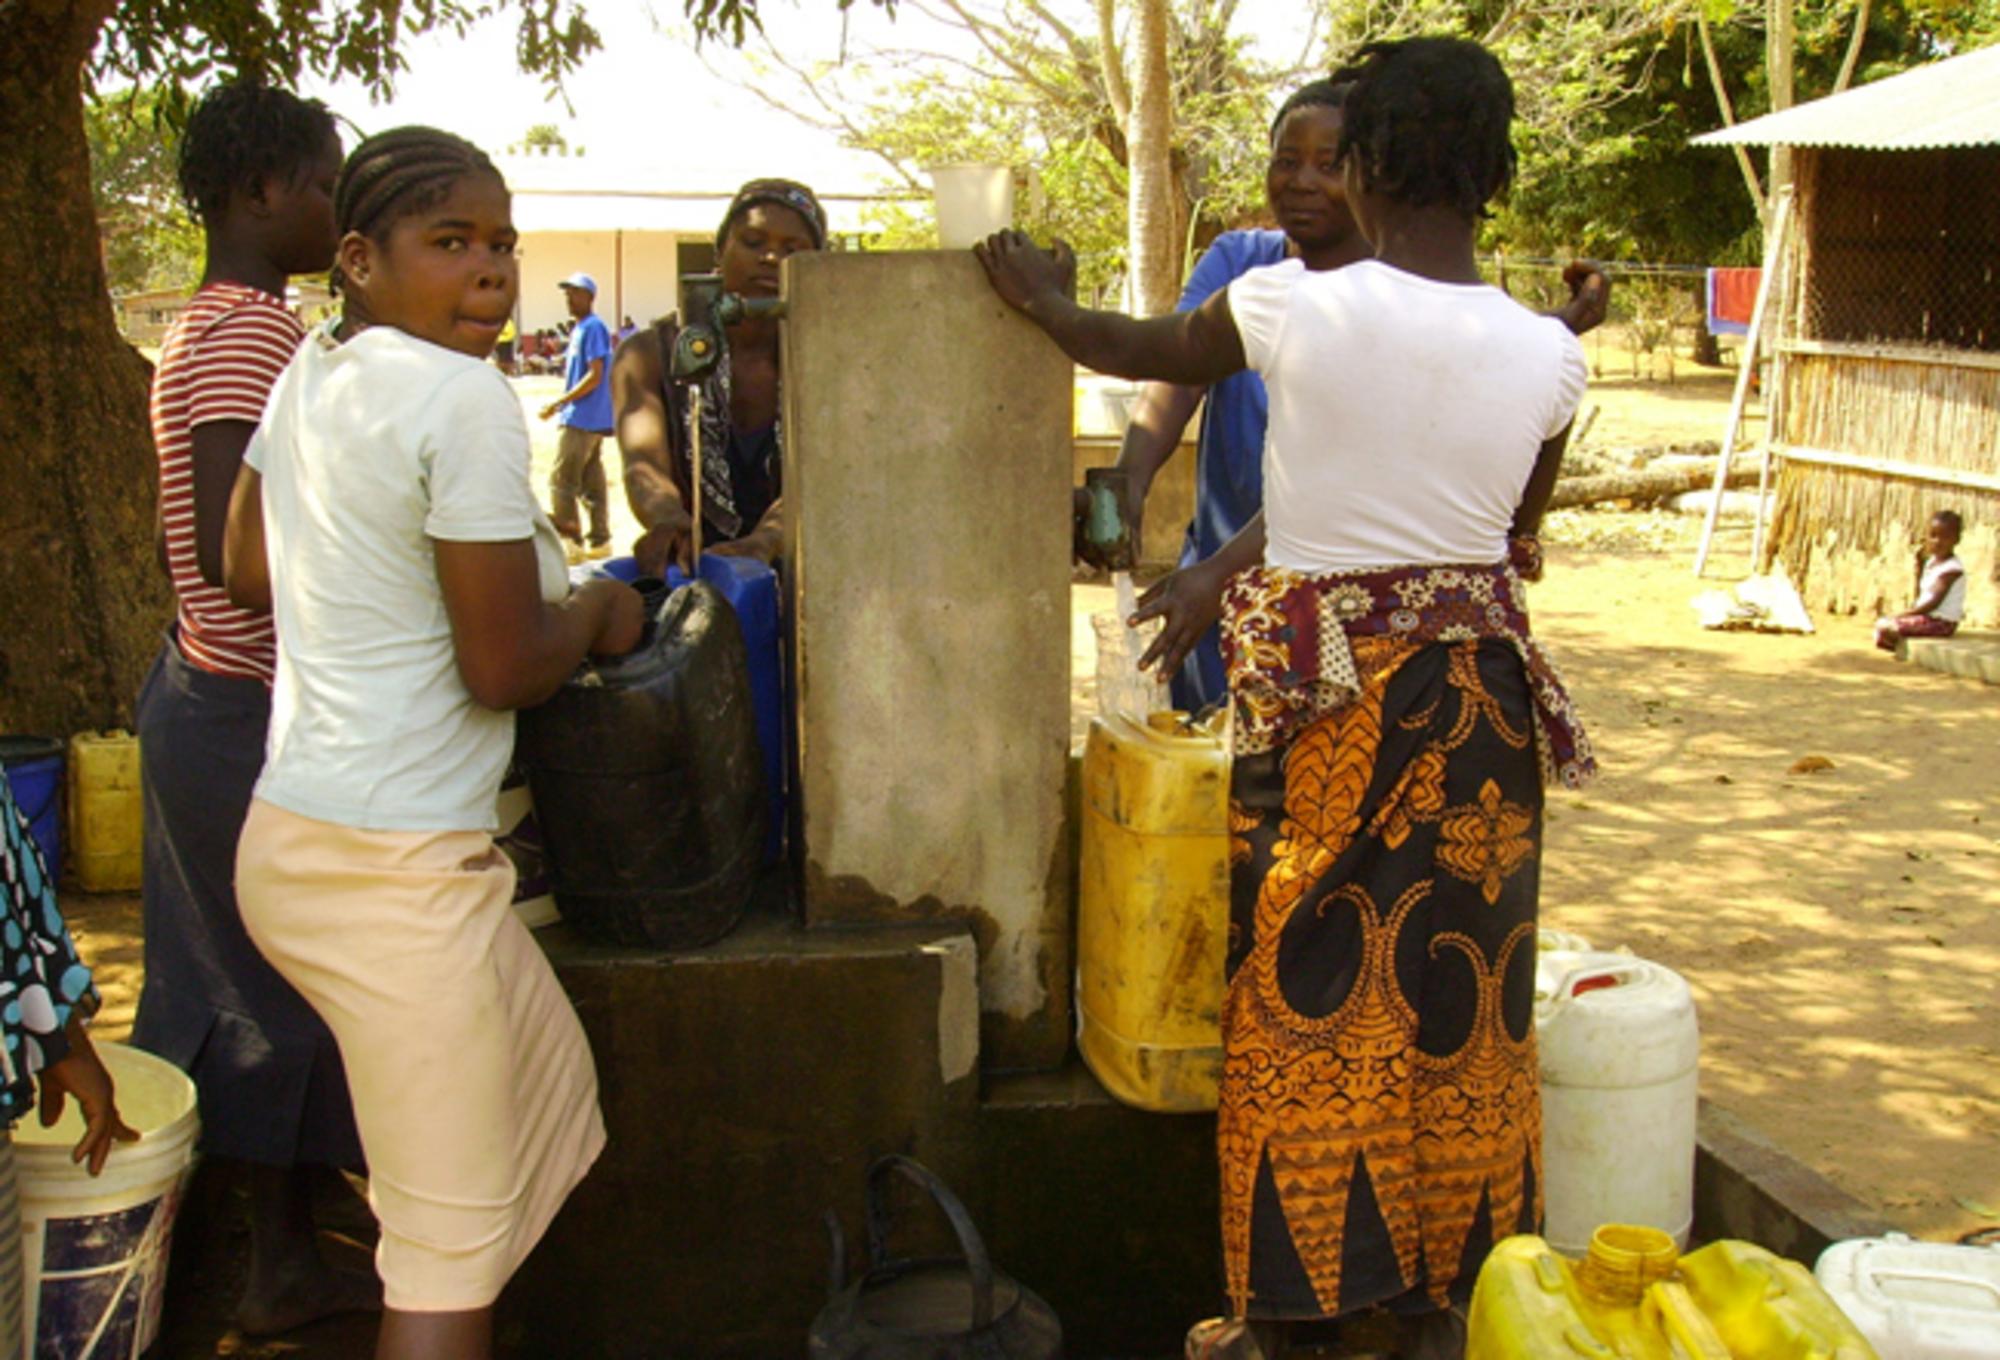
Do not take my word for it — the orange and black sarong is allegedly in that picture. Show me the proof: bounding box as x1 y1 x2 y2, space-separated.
1216 562 1594 1320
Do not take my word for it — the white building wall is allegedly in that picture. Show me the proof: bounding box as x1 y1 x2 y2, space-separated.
516 229 687 337
518 229 617 336
618 231 684 330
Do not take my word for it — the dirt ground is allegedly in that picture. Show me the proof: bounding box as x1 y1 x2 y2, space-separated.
54 360 1999 1356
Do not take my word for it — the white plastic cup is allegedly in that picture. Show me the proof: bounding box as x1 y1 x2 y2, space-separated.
928 165 1014 248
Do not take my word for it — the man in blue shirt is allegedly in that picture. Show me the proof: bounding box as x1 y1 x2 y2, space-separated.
540 271 617 560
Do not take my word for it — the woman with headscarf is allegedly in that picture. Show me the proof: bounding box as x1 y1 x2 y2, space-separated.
611 178 827 574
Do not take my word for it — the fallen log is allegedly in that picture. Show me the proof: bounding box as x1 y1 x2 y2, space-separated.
1550 459 1760 510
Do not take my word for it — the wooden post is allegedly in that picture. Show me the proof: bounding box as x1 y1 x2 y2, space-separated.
1695 188 1794 578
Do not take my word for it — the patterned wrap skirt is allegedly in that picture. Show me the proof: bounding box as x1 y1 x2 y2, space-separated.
1216 563 1593 1320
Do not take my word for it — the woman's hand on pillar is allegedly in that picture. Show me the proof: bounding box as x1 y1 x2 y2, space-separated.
973 230 1076 318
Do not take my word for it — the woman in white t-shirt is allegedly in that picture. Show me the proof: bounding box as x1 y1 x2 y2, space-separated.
980 38 1593 1360
222 128 642 1360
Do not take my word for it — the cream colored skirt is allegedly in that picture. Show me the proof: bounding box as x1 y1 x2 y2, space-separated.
236 798 605 1310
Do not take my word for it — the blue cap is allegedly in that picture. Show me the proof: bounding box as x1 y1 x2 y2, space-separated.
557 272 598 296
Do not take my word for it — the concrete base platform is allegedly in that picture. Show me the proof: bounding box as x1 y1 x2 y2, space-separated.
501 897 984 1358
494 883 1881 1357
1901 630 2000 684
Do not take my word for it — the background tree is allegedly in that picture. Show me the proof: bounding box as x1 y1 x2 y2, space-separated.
514 121 574 155
3 0 880 737
713 0 1285 306
87 89 201 297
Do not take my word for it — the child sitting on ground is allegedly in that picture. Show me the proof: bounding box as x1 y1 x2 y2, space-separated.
1876 510 1966 651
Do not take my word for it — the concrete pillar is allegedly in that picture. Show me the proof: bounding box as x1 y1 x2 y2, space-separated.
782 250 1073 1071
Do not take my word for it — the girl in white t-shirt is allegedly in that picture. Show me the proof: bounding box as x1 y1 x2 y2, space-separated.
980 37 1591 1360
222 127 642 1360
1876 509 1967 651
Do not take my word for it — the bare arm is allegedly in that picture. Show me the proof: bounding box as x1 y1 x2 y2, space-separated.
1116 381 1204 517
1510 422 1575 543
434 539 644 710
612 333 697 575
190 419 258 589
221 465 271 613
710 497 783 564
975 232 1247 386
540 357 605 421
1909 566 1962 616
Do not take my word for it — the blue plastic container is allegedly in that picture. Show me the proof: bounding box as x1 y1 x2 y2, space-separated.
1 735 64 886
600 555 787 862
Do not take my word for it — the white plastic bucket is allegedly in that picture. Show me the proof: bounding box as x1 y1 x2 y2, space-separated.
928 164 1014 248
1534 949 1699 1257
13 1042 199 1359
1537 927 1593 954
1815 1233 2000 1359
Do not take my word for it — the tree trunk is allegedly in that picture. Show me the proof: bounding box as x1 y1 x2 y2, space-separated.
1124 0 1177 316
1767 0 1795 202
0 1 170 737
1549 460 1760 510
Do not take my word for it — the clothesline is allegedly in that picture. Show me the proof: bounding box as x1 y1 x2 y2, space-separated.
1483 255 1713 278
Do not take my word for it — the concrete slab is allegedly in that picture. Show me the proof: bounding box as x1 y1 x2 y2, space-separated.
782 250 1075 1071
502 903 983 1358
1900 631 2000 686
1694 1098 1885 1263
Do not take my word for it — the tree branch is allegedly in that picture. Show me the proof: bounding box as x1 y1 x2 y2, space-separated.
1834 0 1871 94
1095 0 1132 125
1697 11 1767 219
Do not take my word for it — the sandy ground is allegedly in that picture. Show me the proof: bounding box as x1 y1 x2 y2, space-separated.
53 359 1999 1355
1070 511 2000 1242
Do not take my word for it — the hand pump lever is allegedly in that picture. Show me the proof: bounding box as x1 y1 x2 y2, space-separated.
668 273 788 565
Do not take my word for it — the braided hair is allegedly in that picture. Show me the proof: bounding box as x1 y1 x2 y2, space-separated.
1336 38 1516 221
335 127 501 244
1267 66 1362 145
330 127 502 294
177 82 339 227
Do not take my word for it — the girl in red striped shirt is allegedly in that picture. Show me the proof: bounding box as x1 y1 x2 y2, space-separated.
133 81 375 1337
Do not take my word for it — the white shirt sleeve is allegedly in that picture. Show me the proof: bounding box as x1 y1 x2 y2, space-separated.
423 367 541 543
1544 325 1589 440
1226 259 1307 374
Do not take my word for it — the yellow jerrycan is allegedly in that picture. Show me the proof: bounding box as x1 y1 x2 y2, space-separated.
1077 710 1229 1112
66 730 143 892
1468 1224 1879 1359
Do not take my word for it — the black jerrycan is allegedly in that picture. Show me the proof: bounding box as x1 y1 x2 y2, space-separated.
809 1156 1063 1360
515 578 764 950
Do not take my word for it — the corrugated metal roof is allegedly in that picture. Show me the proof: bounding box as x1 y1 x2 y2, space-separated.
1694 41 2000 149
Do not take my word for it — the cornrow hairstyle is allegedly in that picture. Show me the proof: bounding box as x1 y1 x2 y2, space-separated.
1336 37 1517 221
1934 509 1963 536
1267 64 1365 145
331 127 502 294
178 81 339 228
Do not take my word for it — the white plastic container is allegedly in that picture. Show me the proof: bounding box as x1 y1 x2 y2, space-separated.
14 1041 199 1359
1535 949 1699 1257
1537 927 1593 955
1815 1233 2000 1359
928 164 1014 248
